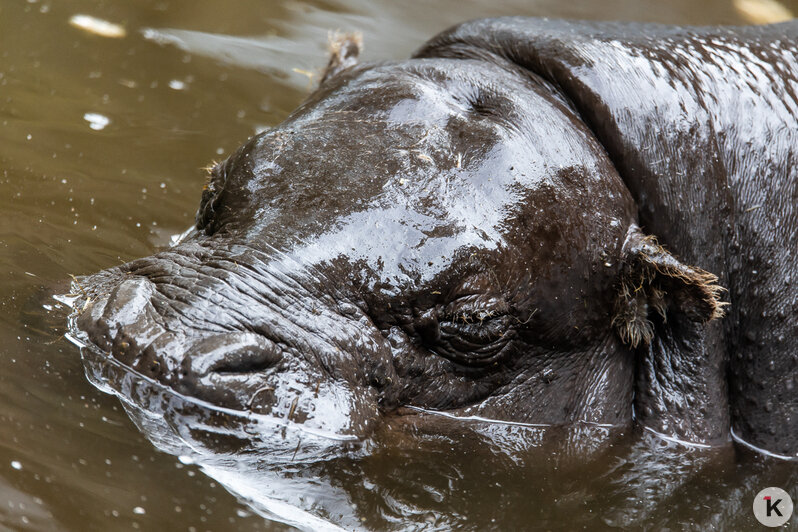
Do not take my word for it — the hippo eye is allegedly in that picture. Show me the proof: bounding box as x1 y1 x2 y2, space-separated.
440 310 511 347
429 298 515 367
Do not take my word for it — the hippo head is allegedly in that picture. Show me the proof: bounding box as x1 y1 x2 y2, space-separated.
70 40 725 453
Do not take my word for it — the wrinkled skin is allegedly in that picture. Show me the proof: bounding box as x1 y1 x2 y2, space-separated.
70 18 798 460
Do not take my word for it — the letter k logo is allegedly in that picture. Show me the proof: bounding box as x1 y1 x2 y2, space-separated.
754 488 793 526
765 496 783 517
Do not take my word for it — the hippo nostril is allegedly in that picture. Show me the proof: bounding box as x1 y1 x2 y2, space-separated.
189 332 283 376
100 277 155 325
77 276 156 351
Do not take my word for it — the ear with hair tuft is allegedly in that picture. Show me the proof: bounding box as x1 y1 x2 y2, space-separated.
613 224 728 348
320 31 363 84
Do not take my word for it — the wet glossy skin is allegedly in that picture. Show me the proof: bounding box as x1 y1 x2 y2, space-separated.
416 17 798 456
72 18 798 459
75 56 638 448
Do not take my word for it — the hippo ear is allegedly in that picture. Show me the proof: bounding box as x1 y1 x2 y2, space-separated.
612 225 727 348
320 31 362 84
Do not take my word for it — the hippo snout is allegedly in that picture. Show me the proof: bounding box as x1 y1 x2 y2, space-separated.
78 278 285 409
70 250 393 441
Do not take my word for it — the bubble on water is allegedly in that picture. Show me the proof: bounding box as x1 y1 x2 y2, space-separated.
178 455 194 465
84 113 110 131
133 506 146 515
10 461 22 470
168 79 186 90
69 14 127 39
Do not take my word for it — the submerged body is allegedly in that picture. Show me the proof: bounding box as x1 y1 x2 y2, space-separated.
70 18 797 463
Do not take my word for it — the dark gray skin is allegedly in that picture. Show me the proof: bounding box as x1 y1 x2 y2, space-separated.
70 18 798 459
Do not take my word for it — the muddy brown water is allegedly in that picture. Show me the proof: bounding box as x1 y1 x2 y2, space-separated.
2 0 798 530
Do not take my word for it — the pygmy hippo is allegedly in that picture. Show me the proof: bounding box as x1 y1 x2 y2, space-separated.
69 18 798 459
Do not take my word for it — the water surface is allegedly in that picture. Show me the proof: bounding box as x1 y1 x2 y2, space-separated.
2 0 797 530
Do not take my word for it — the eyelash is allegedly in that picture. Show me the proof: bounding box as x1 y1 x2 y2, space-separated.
444 308 502 324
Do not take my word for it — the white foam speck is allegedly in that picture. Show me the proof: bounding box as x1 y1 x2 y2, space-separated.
69 15 126 39
84 113 110 131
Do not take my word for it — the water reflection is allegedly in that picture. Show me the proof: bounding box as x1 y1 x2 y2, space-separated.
68 304 790 530
71 333 357 530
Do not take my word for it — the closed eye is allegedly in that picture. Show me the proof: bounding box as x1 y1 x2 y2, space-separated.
420 297 516 367
439 312 511 348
